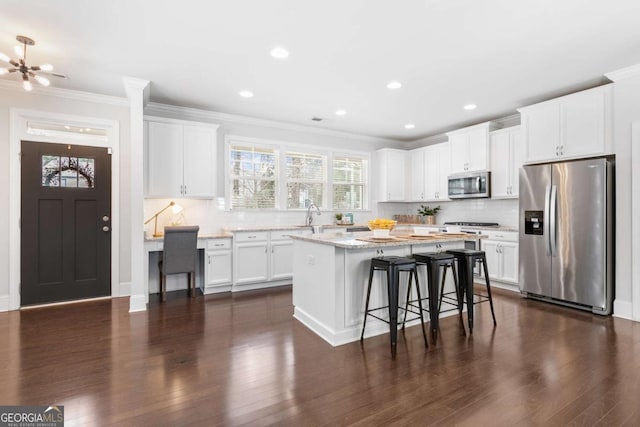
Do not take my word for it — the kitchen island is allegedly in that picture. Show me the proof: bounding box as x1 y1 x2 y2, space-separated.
290 232 482 346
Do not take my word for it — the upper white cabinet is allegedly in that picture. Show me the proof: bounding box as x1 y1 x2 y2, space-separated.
490 126 522 198
144 117 219 198
410 147 427 201
424 142 450 201
518 85 613 164
447 122 497 174
377 148 407 202
409 142 450 202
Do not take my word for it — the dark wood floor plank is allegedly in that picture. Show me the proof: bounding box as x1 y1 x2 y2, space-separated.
0 286 638 425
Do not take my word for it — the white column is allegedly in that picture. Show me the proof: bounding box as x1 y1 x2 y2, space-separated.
123 77 150 312
605 64 640 321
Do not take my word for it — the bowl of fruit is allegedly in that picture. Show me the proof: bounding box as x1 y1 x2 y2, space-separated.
367 218 397 238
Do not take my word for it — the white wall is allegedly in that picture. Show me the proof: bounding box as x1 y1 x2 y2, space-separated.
609 73 640 319
0 84 131 305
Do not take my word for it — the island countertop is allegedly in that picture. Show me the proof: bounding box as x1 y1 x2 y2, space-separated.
289 231 483 249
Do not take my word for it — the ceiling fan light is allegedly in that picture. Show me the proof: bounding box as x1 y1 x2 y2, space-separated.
34 75 50 86
23 79 32 91
39 64 53 71
0 52 10 63
0 68 8 75
14 45 24 58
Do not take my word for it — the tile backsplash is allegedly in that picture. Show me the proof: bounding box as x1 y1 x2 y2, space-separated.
144 197 519 235
378 198 519 227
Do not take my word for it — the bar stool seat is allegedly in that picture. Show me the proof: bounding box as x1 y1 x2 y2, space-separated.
447 249 497 333
361 256 428 358
408 252 463 341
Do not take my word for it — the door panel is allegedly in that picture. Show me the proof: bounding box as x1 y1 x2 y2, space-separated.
551 159 606 308
518 164 551 296
21 141 111 305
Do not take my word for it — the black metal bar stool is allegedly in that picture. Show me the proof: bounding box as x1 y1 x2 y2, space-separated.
360 256 428 358
406 252 464 342
446 249 497 333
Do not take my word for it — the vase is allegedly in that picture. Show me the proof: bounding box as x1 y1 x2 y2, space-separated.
425 215 435 225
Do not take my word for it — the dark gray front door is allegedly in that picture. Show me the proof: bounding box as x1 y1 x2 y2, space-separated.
21 141 111 306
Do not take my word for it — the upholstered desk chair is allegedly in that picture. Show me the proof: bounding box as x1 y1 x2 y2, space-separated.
159 225 200 302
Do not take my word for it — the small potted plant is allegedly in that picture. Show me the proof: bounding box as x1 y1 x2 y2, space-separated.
335 213 344 225
417 205 440 225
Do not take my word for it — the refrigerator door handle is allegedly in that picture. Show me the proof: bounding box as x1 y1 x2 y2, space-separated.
544 185 552 256
550 185 558 256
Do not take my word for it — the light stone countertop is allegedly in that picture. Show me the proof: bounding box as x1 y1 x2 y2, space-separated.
290 231 484 249
395 223 519 233
144 232 232 242
224 224 368 232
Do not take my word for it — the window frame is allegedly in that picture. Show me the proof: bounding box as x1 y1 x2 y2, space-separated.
225 135 371 211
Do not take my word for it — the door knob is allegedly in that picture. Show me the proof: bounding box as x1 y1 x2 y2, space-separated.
102 215 110 222
102 226 110 232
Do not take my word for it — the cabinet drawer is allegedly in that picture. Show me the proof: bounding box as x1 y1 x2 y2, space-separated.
235 231 269 243
207 238 232 250
271 229 301 241
480 230 518 242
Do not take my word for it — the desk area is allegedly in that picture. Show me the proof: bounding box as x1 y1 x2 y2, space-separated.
143 233 233 303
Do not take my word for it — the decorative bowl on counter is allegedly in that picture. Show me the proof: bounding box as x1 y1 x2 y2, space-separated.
368 219 397 238
413 226 435 236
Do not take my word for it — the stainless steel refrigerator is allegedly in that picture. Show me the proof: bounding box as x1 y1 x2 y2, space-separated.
519 157 614 314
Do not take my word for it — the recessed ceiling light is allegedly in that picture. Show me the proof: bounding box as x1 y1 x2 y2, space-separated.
464 104 477 110
335 110 347 116
270 47 289 59
64 125 70 130
404 123 415 129
239 90 254 98
387 81 402 90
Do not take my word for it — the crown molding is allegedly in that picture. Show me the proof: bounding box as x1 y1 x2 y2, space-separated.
144 102 402 145
605 63 640 82
0 78 128 106
122 76 150 101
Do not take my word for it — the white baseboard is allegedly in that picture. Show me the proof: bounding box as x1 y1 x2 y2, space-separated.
613 299 633 320
203 285 232 295
0 295 9 312
118 281 131 297
232 280 292 292
129 294 147 312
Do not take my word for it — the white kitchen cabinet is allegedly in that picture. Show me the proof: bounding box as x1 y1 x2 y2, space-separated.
145 117 219 198
377 148 407 201
205 238 232 293
480 230 519 285
490 126 522 198
447 122 496 174
410 147 427 201
233 229 305 289
424 142 450 201
518 85 612 164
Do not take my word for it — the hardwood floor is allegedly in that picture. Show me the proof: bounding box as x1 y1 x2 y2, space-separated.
1 287 639 426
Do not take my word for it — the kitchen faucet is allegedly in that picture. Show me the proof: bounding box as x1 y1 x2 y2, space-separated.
305 202 321 226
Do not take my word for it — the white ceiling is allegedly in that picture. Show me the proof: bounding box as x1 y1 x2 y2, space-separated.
1 0 639 141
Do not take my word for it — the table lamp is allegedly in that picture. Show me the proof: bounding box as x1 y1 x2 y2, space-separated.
144 201 184 237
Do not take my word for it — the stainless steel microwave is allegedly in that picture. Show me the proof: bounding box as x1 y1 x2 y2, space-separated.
447 171 491 199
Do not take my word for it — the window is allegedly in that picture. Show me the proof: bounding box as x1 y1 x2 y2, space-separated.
229 145 278 208
333 155 367 210
226 136 369 210
41 155 95 188
285 151 326 209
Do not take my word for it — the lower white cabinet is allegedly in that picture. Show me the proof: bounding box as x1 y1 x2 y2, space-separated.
205 238 232 293
481 231 519 285
233 229 306 289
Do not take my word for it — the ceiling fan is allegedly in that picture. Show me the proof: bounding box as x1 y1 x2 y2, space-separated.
0 35 66 91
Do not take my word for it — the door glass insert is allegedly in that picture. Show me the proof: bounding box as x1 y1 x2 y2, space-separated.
42 155 95 188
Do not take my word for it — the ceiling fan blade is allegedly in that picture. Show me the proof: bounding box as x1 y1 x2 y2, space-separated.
38 71 67 79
